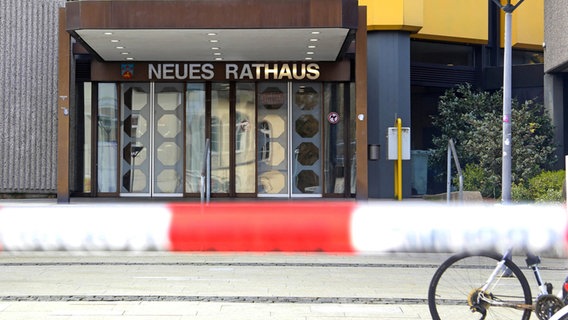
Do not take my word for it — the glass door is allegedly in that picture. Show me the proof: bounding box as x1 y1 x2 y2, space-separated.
208 83 257 196
257 82 322 197
120 83 184 196
258 83 289 196
291 82 322 196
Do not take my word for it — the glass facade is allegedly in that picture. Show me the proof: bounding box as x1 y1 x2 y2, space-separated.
235 83 256 193
82 83 92 193
185 83 206 193
97 83 118 193
323 83 356 196
210 83 230 194
77 80 355 198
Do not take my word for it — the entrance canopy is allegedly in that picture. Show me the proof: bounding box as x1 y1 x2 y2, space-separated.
66 0 359 62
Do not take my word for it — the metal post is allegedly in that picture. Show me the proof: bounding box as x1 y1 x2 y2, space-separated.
206 146 211 203
447 141 452 203
491 0 525 203
397 118 403 201
448 139 464 203
502 9 513 203
201 139 211 204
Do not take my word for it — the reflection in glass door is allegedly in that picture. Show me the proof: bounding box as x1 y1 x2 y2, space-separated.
209 83 256 196
257 82 322 197
185 83 206 193
120 83 184 196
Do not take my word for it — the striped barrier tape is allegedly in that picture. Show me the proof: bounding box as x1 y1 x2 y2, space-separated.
0 202 565 255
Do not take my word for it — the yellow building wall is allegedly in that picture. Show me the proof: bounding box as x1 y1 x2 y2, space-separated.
361 0 544 50
359 0 423 32
414 0 488 44
500 0 544 50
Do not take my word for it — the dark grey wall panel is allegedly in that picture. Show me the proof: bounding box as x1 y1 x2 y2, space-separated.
367 31 412 199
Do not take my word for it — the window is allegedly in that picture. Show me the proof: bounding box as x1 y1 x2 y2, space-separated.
235 112 249 153
97 83 118 193
411 41 475 67
210 117 221 154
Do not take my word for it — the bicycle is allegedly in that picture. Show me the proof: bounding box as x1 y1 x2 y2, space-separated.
428 248 568 320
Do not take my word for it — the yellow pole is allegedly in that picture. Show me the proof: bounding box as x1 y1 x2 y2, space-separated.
394 161 398 198
397 118 403 200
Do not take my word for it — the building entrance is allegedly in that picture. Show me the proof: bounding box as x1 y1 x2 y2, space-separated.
120 83 184 196
81 80 352 199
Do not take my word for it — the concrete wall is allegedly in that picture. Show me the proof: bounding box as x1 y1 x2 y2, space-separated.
544 0 568 163
0 0 64 193
544 0 568 73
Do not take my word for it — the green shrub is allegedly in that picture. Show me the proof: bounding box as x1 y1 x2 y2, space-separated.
529 170 565 202
511 170 565 203
511 183 532 202
460 163 500 198
430 84 558 198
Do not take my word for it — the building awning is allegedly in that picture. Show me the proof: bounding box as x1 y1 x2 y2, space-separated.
65 0 358 62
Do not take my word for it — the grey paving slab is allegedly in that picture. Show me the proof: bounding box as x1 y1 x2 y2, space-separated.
0 252 566 319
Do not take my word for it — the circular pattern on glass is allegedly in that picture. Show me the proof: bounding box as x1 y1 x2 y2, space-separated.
296 142 319 166
295 115 319 138
295 170 319 193
294 86 319 110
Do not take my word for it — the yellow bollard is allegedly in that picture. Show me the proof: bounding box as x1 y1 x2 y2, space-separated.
393 118 403 200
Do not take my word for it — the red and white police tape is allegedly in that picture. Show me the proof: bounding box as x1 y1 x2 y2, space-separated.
0 201 565 255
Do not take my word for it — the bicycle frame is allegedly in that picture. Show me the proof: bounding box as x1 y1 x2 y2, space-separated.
549 305 568 320
478 248 551 312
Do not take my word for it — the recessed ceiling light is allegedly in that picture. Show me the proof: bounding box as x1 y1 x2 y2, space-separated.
308 45 316 49
207 32 217 36
116 46 124 49
305 57 313 60
210 39 218 43
104 32 113 35
214 52 221 56
121 52 129 55
111 40 120 43
310 38 319 42
307 52 314 55
311 31 320 35
126 57 134 61
215 57 223 61
211 47 220 50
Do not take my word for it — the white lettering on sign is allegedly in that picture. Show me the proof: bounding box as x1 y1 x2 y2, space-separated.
149 63 214 80
148 63 320 81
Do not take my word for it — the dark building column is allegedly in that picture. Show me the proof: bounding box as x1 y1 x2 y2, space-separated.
544 73 566 169
367 31 412 199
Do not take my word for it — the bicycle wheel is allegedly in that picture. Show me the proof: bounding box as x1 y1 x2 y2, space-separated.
429 251 532 320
